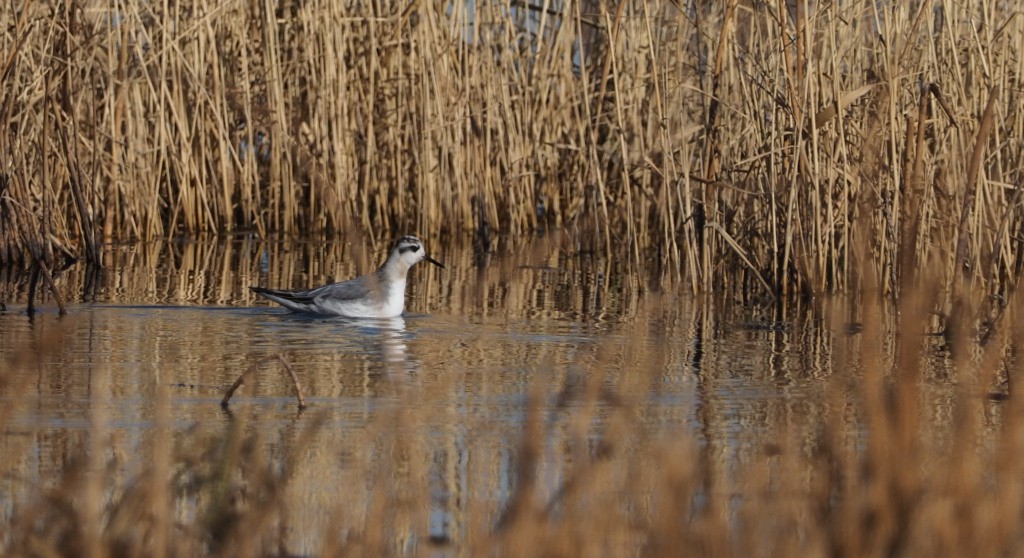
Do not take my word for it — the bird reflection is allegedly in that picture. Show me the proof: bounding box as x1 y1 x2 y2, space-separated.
251 312 413 387
357 316 409 371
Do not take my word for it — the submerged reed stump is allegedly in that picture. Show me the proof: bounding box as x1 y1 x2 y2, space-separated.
222 354 306 412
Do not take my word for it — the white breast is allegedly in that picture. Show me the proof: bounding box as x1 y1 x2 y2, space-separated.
379 279 407 317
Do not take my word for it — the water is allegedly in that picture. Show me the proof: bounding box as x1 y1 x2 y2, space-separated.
0 236 956 553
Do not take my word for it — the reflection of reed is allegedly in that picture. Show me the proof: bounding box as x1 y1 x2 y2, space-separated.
0 236 646 321
3 281 1017 555
7 232 1015 555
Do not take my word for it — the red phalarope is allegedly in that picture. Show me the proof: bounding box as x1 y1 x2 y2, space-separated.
250 236 443 317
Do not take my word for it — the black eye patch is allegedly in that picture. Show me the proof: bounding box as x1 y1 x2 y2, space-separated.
399 244 421 254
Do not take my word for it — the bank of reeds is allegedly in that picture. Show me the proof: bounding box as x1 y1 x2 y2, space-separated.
1 0 1023 298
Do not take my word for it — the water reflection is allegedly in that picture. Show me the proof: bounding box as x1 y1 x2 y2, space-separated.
0 237 971 554
251 313 409 363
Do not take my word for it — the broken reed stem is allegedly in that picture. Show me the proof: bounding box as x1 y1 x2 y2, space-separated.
275 355 306 410
952 86 1000 287
36 259 66 315
221 354 306 411
948 86 999 342
25 264 38 315
24 254 66 316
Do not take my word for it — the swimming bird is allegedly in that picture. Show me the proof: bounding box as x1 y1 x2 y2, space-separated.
250 236 443 317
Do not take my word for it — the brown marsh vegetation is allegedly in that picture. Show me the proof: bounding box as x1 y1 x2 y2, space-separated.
4 269 1024 556
3 0 1024 554
1 0 1022 299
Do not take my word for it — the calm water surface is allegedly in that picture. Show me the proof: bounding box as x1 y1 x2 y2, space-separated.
0 237 949 552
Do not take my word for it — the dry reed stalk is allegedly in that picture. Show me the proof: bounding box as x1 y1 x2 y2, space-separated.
0 1 1022 301
951 86 1000 302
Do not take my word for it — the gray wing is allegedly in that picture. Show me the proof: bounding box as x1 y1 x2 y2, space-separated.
306 276 375 303
251 275 375 305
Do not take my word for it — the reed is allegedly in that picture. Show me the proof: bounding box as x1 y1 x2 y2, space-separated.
1 0 1022 300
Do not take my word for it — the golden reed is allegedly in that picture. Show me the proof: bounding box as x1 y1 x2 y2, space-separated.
1 1 1022 300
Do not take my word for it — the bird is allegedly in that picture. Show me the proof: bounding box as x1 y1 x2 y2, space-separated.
250 236 443 317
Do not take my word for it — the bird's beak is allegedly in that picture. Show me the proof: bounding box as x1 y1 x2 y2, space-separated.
425 255 444 268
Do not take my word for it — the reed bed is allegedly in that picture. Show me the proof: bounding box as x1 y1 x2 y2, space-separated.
1 0 1021 298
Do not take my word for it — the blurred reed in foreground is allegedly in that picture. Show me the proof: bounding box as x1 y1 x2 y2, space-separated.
1 1 1022 299
2 285 1022 556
